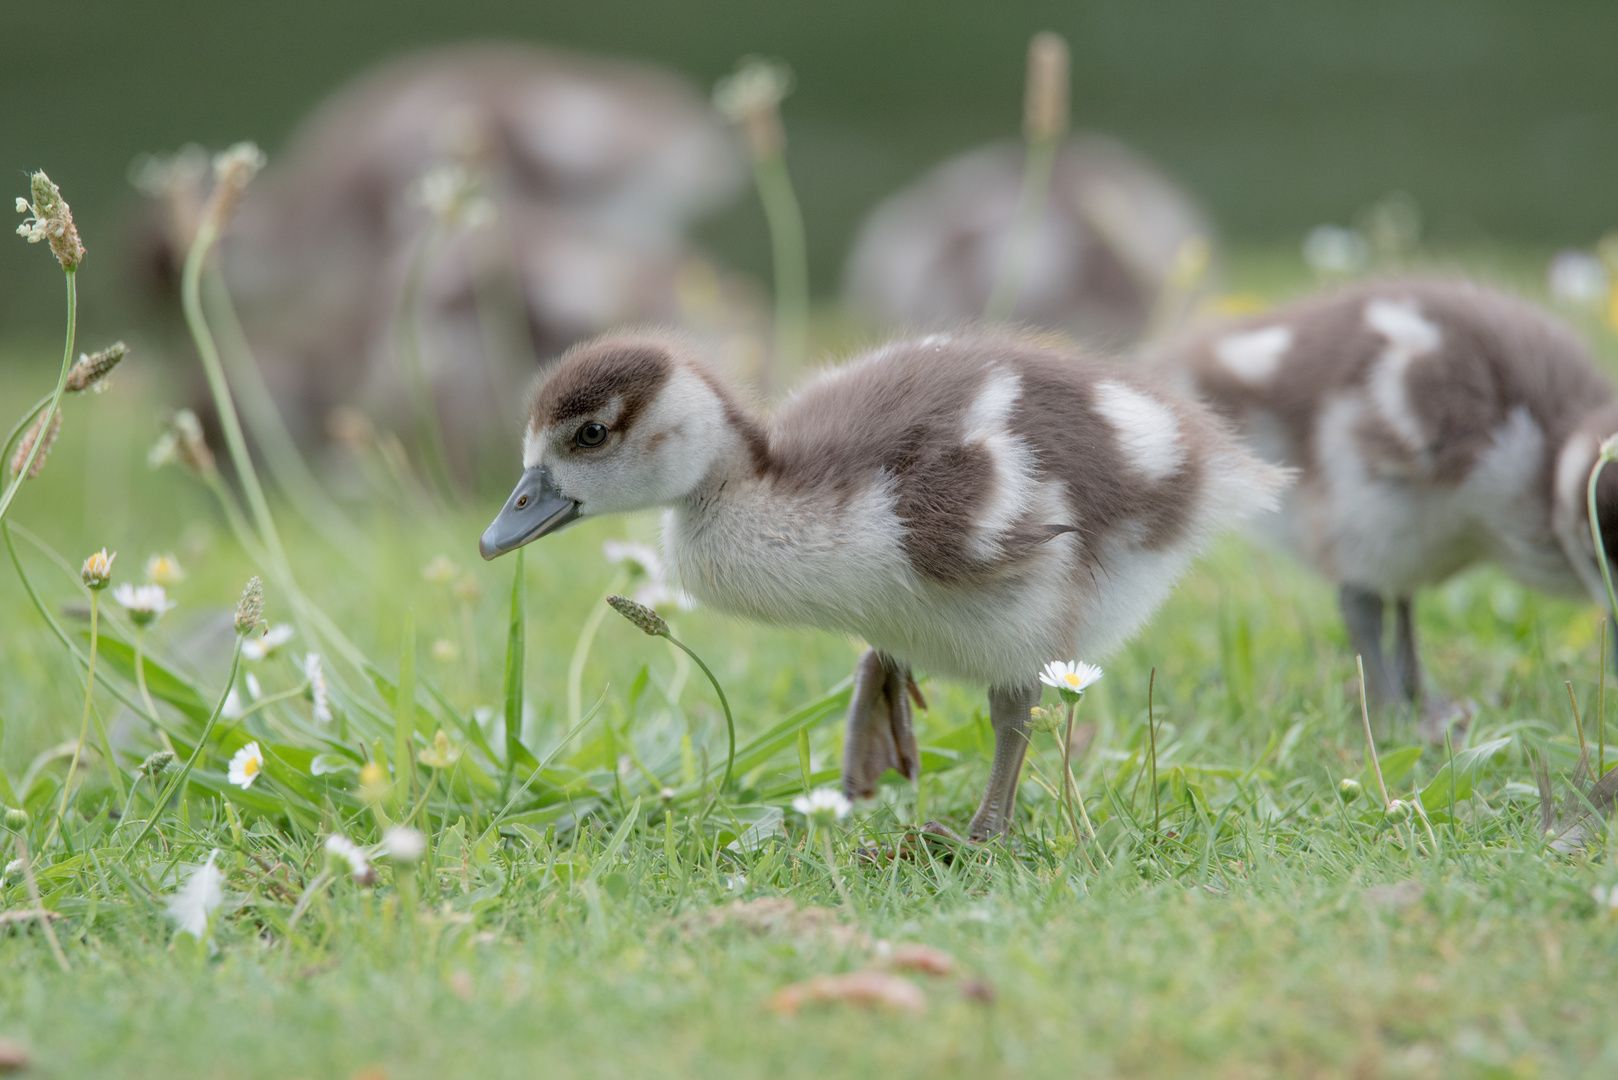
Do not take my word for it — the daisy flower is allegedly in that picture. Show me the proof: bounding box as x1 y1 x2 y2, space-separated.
793 787 852 828
603 539 696 610
324 834 371 883
227 741 264 789
144 553 184 586
242 623 294 661
80 548 115 590
1039 660 1103 702
302 652 331 722
112 582 176 627
167 849 224 938
383 826 426 864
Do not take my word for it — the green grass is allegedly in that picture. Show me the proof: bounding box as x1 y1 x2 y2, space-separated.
3 246 1618 1079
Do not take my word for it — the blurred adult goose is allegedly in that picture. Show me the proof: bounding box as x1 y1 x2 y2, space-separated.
1153 278 1618 723
481 330 1285 839
843 136 1217 348
131 42 745 470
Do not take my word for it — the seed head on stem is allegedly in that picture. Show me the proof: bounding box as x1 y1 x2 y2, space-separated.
15 171 84 270
234 576 265 636
64 342 127 394
202 142 266 234
713 58 793 161
9 412 61 480
148 409 216 477
1023 32 1070 145
608 594 669 637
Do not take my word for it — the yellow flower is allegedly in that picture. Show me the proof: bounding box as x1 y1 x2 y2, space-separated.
358 762 390 802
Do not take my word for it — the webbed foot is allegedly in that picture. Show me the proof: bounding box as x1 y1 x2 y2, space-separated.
840 649 922 801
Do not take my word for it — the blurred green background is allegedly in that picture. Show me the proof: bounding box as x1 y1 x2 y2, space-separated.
4 0 1617 348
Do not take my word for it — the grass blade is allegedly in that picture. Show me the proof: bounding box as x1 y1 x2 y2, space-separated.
394 611 416 806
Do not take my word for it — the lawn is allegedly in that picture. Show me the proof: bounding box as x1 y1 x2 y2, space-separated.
2 241 1617 1080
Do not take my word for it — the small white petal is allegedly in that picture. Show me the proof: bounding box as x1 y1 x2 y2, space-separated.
167 849 224 938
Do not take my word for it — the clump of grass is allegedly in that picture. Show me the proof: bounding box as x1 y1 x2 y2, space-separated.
715 57 808 393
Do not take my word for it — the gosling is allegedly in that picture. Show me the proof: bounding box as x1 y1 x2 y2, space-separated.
481 330 1285 840
1152 277 1618 722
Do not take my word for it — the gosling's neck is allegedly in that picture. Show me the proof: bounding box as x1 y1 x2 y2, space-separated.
673 368 773 514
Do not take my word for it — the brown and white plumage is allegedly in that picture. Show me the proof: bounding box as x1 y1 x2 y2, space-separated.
484 329 1285 838
1153 277 1618 712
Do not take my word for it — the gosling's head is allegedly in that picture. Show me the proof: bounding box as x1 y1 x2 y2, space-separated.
479 332 744 559
1553 400 1618 606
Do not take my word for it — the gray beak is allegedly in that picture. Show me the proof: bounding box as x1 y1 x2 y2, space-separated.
478 466 580 560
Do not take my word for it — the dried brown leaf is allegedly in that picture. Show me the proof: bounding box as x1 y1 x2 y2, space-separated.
680 898 867 948
767 970 927 1016
0 1038 27 1074
1363 881 1425 909
881 943 956 976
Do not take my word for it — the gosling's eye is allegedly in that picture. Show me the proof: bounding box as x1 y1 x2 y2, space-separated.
575 422 609 448
516 494 529 508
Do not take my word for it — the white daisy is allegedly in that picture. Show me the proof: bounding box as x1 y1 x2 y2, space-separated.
603 539 697 611
793 787 853 828
245 672 262 701
1038 660 1104 701
112 582 176 627
221 687 243 720
324 834 370 882
167 849 224 938
227 741 264 789
242 623 294 661
382 826 426 864
302 652 331 722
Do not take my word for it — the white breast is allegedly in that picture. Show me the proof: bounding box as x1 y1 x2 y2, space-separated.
666 470 1239 685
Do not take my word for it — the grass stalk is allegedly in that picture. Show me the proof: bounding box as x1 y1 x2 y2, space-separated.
126 637 245 854
13 833 69 972
751 152 809 391
0 270 75 527
985 138 1058 322
48 588 102 849
1148 667 1160 839
1356 654 1391 808
661 633 736 793
568 574 626 730
1600 619 1607 778
817 826 855 911
181 220 290 577
394 231 457 500
201 268 371 565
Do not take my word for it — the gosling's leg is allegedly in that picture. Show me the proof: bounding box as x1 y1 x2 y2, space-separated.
965 681 1041 842
1339 584 1400 705
1391 595 1420 705
841 649 921 801
1394 593 1473 742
